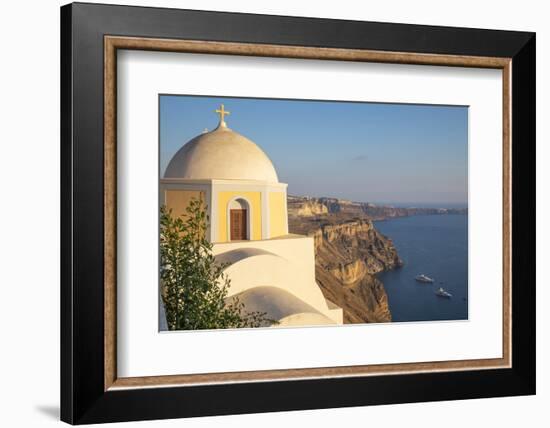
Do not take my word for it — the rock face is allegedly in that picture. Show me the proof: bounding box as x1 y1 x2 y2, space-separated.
287 197 329 217
289 214 402 324
287 194 467 323
288 195 467 221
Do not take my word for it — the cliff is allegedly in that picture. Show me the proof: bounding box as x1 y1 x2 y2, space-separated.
289 215 402 323
288 195 467 221
288 198 329 217
287 194 466 323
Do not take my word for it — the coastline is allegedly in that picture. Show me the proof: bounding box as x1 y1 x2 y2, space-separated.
288 194 468 324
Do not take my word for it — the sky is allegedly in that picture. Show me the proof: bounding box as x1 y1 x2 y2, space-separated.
160 95 468 207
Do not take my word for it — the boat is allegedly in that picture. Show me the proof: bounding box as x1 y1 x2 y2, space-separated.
435 287 452 298
415 274 434 283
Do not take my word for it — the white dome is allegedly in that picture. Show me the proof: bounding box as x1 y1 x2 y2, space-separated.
164 121 279 182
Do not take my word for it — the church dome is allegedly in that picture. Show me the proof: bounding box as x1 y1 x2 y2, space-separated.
164 106 279 182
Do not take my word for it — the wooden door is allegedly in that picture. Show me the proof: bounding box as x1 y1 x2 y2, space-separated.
230 209 247 240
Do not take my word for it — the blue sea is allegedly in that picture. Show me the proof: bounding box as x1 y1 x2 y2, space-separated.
374 214 468 322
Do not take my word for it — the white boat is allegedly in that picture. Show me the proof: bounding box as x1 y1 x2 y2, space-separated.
435 287 452 298
415 274 434 283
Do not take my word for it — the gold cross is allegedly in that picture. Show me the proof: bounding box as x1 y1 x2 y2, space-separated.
215 104 230 123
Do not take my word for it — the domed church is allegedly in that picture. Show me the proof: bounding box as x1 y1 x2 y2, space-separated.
161 105 343 327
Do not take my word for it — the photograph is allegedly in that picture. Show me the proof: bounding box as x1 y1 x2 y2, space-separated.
159 95 468 331
54 2 536 424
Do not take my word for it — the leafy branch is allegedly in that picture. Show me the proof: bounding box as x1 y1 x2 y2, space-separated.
160 198 271 330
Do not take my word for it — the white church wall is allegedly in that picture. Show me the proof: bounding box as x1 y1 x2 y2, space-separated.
213 236 343 323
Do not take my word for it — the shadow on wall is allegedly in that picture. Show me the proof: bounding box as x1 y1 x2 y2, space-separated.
35 405 59 420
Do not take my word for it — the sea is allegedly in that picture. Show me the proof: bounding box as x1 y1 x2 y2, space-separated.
374 214 468 323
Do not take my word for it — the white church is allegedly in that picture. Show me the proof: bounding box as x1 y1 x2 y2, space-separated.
161 105 343 327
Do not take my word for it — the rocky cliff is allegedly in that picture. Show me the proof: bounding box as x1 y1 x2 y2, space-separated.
287 194 466 323
289 214 402 323
288 195 466 221
287 198 329 217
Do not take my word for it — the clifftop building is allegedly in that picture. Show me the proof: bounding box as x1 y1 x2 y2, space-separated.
161 105 343 327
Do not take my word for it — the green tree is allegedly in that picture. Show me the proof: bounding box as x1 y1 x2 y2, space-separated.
160 198 271 330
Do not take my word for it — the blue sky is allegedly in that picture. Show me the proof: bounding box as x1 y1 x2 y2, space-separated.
160 95 468 206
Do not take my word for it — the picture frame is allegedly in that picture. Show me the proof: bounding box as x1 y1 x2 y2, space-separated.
60 2 535 424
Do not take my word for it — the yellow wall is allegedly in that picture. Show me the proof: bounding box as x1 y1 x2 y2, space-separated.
269 191 287 238
218 191 262 242
164 190 204 219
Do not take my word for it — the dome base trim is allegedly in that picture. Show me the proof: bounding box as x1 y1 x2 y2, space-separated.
161 178 287 188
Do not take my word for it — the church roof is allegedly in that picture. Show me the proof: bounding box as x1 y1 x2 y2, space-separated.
226 286 336 326
164 105 279 182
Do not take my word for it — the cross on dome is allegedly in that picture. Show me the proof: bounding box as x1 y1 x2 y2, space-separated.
215 104 230 127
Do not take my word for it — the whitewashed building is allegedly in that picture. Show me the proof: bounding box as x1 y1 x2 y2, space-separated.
161 105 342 327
